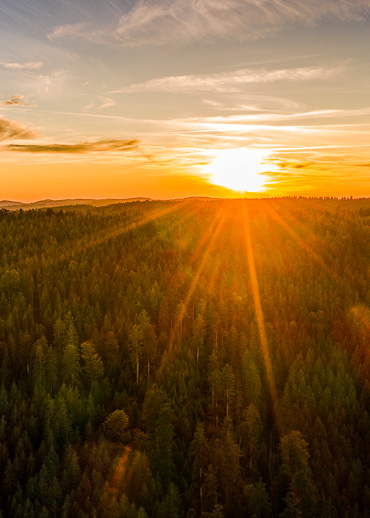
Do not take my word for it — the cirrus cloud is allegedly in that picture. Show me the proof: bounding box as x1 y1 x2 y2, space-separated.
47 22 88 40
0 60 43 70
45 0 370 47
112 66 339 94
115 0 370 46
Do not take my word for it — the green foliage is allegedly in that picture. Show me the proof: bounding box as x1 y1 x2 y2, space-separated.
102 410 129 442
81 341 104 387
244 479 272 518
0 199 368 517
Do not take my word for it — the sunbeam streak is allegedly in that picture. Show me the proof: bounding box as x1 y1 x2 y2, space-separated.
17 199 196 275
159 207 228 374
241 201 281 433
263 200 337 281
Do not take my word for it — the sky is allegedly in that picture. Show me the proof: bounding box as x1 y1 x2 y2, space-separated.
1 0 370 201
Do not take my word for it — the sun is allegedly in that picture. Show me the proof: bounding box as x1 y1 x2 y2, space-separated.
203 148 273 192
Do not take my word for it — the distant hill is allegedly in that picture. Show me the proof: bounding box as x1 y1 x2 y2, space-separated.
0 200 26 208
1 196 367 211
0 198 152 210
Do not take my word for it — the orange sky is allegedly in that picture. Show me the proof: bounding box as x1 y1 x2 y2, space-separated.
1 0 370 200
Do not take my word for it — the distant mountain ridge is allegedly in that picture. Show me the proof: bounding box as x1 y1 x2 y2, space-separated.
0 196 226 210
0 198 153 210
1 196 368 211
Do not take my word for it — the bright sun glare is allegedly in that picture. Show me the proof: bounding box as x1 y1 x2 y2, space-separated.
204 148 274 192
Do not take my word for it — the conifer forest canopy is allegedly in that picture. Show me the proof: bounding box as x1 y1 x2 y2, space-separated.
0 198 369 518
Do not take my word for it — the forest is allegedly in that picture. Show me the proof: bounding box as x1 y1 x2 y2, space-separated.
0 198 369 518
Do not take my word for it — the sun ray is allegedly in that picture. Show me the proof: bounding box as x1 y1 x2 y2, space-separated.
262 199 337 281
189 206 225 267
20 199 196 274
73 198 197 255
110 199 199 280
158 206 228 374
348 305 370 381
241 201 281 433
110 446 132 492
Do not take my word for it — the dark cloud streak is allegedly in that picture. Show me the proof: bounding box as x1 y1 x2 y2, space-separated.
3 138 139 153
0 95 34 107
273 160 313 170
0 117 35 141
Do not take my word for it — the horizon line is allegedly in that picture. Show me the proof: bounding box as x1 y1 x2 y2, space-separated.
1 194 369 207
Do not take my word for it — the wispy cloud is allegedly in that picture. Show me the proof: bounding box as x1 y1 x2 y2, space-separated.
261 154 370 194
202 95 302 113
47 22 88 40
98 97 115 109
0 95 34 107
81 102 95 112
44 1 370 47
112 66 338 94
114 0 370 46
0 117 35 141
0 60 43 70
184 107 370 124
81 96 116 112
3 138 139 153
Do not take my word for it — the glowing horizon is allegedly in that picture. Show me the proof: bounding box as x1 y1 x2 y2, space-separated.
202 148 278 193
1 1 370 200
